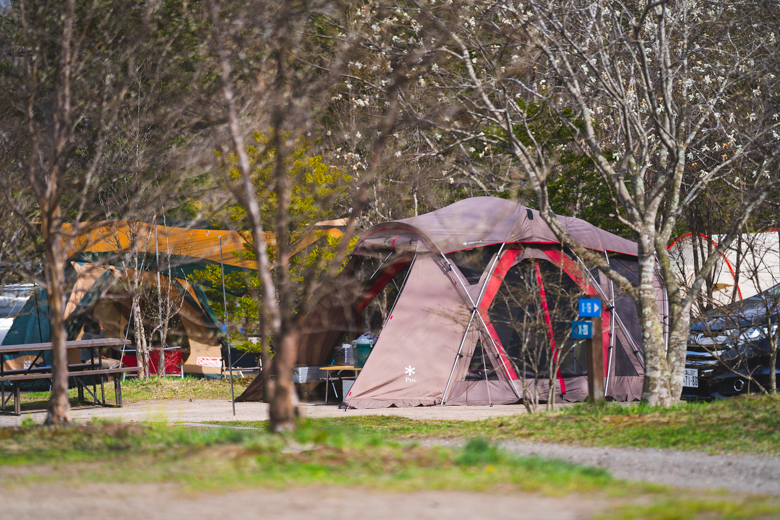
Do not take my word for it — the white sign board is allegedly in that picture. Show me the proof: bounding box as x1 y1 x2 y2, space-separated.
196 357 222 368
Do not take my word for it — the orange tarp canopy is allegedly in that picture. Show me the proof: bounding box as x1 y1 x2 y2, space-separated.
63 220 344 270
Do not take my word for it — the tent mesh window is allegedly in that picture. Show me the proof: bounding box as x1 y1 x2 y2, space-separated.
447 245 501 285
488 260 586 379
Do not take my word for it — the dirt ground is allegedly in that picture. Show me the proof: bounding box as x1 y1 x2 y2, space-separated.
0 399 536 426
0 482 606 520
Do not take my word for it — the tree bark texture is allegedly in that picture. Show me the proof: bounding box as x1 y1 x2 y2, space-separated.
269 327 299 432
44 244 71 425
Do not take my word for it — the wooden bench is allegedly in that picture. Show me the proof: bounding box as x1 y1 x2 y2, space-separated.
0 367 138 415
0 339 136 416
0 362 98 377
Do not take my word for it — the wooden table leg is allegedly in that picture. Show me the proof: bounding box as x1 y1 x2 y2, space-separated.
14 383 20 416
114 377 122 407
92 348 98 404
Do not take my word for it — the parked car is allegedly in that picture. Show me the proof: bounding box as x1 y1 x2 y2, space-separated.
683 283 780 399
0 284 35 344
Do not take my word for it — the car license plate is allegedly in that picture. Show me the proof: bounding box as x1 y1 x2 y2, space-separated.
683 368 698 388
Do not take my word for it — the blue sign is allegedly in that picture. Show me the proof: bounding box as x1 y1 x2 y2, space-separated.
578 298 602 318
572 320 593 339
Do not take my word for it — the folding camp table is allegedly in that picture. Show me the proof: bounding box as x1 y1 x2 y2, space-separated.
320 365 362 404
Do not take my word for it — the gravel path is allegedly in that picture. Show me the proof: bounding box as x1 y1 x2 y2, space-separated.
0 399 536 426
429 439 780 496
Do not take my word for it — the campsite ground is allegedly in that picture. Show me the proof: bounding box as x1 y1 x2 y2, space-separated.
2 379 780 519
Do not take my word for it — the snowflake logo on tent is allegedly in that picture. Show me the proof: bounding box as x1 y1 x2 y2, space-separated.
404 365 415 376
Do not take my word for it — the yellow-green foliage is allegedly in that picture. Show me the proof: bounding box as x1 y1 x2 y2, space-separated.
230 131 351 248
225 131 354 281
190 265 258 319
199 133 356 334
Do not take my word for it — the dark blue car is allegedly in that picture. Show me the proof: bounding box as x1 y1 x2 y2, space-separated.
683 284 780 399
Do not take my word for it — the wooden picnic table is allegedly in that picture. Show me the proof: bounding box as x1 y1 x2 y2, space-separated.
0 338 136 416
0 338 133 354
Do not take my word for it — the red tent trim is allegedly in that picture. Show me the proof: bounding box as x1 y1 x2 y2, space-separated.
534 261 567 394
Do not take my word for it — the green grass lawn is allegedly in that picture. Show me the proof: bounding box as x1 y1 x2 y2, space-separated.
0 420 613 494
0 419 777 520
16 377 780 457
217 395 780 457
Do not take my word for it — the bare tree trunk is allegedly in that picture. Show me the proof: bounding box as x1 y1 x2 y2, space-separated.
41 0 75 426
637 232 676 406
770 339 778 395
44 245 70 424
133 296 148 378
772 228 780 393
269 327 299 431
259 312 272 403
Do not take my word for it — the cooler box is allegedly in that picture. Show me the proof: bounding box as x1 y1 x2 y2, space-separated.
353 339 374 368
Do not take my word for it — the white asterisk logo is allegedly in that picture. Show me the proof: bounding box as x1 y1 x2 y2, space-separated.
404 365 416 376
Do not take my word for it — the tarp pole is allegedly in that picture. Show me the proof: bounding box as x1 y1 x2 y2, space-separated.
33 284 44 343
655 254 670 354
220 236 235 416
473 308 523 400
370 251 394 280
380 255 416 332
155 221 164 376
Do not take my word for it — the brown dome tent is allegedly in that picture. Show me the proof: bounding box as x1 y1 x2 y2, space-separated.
240 197 668 407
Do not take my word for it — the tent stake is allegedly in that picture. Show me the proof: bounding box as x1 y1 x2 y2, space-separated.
220 236 235 416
